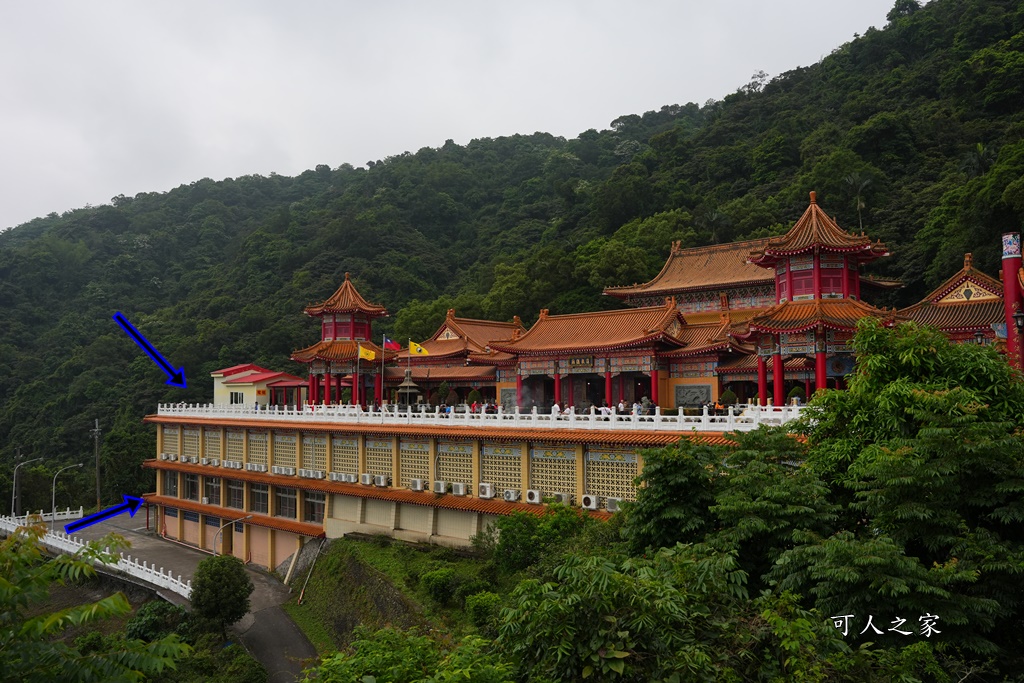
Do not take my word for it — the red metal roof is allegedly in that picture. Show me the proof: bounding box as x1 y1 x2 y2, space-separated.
223 371 302 385
211 364 274 378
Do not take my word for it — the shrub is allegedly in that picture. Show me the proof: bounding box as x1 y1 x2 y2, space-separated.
465 591 502 628
125 600 188 641
466 388 483 404
455 579 493 605
719 388 738 404
787 385 806 402
420 567 457 605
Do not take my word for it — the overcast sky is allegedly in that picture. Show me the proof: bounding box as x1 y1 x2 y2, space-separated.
0 1 901 231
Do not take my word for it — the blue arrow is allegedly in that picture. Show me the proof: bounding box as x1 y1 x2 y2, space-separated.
112 312 187 388
64 494 145 534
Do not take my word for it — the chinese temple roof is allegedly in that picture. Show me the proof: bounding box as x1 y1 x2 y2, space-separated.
489 299 688 355
899 253 1005 333
716 354 815 374
736 298 902 336
604 238 773 299
303 272 388 318
395 310 526 360
291 339 396 364
749 192 888 265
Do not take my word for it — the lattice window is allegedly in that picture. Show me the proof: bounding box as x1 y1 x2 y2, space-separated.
330 436 358 475
248 432 268 466
365 438 393 478
273 434 297 468
303 435 327 471
437 441 473 486
399 439 429 488
204 429 221 459
162 426 179 455
182 428 199 459
481 443 522 496
530 445 577 502
225 430 244 462
585 448 638 501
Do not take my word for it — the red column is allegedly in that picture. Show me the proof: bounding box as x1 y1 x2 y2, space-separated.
773 351 785 406
553 373 561 405
1002 234 1023 369
815 348 827 393
604 371 612 406
841 256 850 298
374 373 382 405
804 378 811 400
353 371 360 407
813 249 822 299
757 356 767 405
326 374 334 404
786 262 794 302
650 368 659 405
516 373 522 407
312 374 320 404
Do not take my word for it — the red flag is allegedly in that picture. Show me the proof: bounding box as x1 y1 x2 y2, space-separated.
383 336 400 351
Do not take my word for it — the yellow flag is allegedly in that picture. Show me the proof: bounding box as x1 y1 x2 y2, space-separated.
358 345 375 361
409 341 429 356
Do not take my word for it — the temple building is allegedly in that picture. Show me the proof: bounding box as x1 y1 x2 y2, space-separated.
139 193 1024 570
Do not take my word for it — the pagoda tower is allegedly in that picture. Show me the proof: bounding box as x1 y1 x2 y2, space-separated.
291 273 393 406
737 192 898 404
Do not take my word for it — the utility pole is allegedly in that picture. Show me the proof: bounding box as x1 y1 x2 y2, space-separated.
91 420 102 512
14 446 20 516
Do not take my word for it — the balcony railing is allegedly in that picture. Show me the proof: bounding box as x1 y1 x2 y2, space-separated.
156 402 807 432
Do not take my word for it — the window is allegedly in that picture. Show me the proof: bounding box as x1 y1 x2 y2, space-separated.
249 484 268 514
204 477 221 504
275 487 297 519
229 391 244 405
163 471 178 497
183 511 199 523
821 271 844 297
234 521 245 533
792 271 814 298
205 515 221 527
165 507 178 518
227 480 244 509
303 491 326 524
183 474 199 501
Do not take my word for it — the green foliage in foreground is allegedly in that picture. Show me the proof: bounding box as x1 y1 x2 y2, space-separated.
0 524 190 682
306 626 513 683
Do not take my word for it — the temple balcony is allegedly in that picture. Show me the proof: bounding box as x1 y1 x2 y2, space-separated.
155 402 806 432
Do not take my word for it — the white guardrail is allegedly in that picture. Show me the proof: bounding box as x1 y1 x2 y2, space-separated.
157 402 806 432
0 513 191 600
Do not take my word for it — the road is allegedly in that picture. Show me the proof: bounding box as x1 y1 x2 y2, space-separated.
69 508 319 682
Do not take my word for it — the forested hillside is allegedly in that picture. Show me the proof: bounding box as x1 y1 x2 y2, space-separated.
1 0 1022 509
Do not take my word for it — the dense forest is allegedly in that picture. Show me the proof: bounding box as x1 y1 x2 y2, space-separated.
1 0 1022 510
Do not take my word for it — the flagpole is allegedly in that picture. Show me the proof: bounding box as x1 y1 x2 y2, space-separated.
381 334 386 406
356 344 361 408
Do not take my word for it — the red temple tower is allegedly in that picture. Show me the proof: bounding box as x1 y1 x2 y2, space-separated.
737 192 898 404
291 273 393 406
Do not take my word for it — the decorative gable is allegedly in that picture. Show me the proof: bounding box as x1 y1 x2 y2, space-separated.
437 327 460 341
936 279 1000 304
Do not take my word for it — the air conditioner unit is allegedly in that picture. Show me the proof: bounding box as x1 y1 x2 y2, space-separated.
525 489 542 505
581 494 600 510
503 489 520 502
209 459 219 467
201 497 209 505
410 478 425 491
478 483 495 499
432 480 447 494
373 474 388 487
167 454 178 461
328 472 341 481
186 456 197 464
256 464 267 472
360 473 373 485
245 463 258 471
606 498 622 513
159 453 168 460
552 492 571 505
226 461 241 469
451 482 467 496
271 466 281 474
200 458 210 465
312 470 325 479
344 473 358 483
283 467 295 476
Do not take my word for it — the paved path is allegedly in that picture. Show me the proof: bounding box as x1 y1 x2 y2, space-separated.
71 510 318 682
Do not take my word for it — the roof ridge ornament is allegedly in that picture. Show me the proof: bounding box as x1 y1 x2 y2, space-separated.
809 190 817 204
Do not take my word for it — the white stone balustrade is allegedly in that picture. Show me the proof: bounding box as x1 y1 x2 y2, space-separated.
157 402 805 432
0 515 192 600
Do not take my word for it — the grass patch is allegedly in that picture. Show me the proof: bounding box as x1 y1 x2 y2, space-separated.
282 601 335 657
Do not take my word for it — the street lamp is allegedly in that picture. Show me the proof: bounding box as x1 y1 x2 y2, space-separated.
214 515 252 555
51 464 83 532
11 456 43 517
974 330 986 345
1014 309 1024 333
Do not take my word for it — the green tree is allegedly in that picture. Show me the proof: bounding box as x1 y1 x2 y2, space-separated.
0 524 189 682
189 555 254 634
